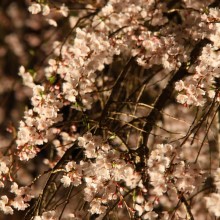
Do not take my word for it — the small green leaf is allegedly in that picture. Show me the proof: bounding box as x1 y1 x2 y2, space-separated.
132 190 136 201
28 69 35 76
48 75 56 84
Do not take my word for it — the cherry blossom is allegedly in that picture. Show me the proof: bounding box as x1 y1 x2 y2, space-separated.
2 0 220 219
28 3 41 15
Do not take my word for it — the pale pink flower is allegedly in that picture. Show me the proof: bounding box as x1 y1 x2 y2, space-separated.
46 19 57 27
134 203 144 216
205 193 220 217
175 80 185 91
144 202 154 212
2 206 13 215
42 5 50 16
0 160 9 175
89 198 107 215
61 175 71 188
60 4 69 17
18 66 34 88
28 3 41 15
10 183 20 195
208 90 215 98
176 94 188 104
136 195 144 204
0 196 13 215
11 196 29 210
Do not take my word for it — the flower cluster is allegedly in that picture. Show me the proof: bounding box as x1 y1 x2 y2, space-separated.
47 27 116 110
148 144 199 195
28 3 50 16
0 183 33 215
28 2 69 17
16 83 63 160
60 132 141 216
175 44 220 106
0 196 13 215
132 144 202 219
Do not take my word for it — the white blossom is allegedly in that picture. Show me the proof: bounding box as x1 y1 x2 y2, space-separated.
60 4 69 17
61 175 72 188
46 19 57 27
42 5 50 16
28 3 41 15
0 196 13 215
205 193 220 217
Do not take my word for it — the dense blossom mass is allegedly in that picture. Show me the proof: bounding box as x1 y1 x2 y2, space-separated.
1 0 220 219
